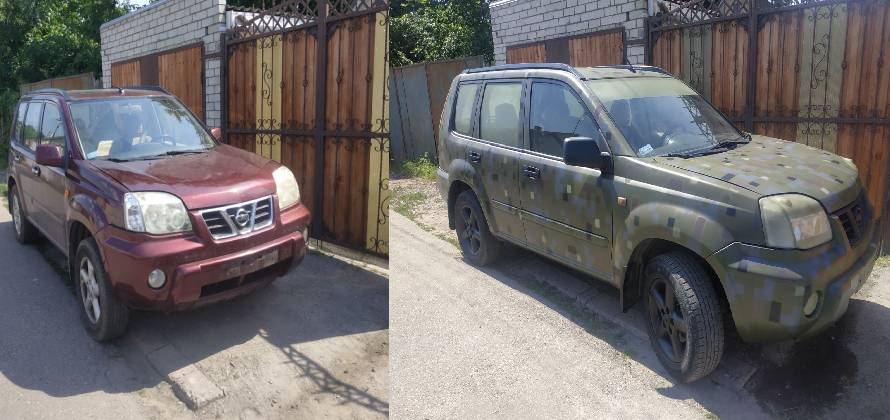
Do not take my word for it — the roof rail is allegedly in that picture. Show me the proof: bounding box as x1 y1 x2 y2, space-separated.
121 85 172 95
595 65 673 76
30 88 71 100
463 63 582 77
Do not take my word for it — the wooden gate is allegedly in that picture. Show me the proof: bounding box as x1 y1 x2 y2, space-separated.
506 28 626 66
648 0 890 252
110 43 206 121
222 0 390 255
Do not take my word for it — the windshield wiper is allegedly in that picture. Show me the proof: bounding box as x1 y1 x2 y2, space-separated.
163 149 208 156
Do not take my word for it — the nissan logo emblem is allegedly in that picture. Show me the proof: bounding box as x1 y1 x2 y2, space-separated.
234 208 251 227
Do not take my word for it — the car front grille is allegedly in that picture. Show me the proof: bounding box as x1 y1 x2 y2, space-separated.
199 196 274 240
835 194 869 247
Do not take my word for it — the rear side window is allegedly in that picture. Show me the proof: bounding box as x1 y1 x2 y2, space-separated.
13 102 27 142
40 103 65 148
529 82 599 158
452 83 479 136
479 83 522 147
23 102 43 151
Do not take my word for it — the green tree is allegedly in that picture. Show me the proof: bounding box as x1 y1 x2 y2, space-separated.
0 0 130 167
389 0 493 67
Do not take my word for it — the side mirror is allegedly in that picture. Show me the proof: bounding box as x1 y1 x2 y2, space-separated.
563 137 608 171
210 127 223 141
36 144 64 168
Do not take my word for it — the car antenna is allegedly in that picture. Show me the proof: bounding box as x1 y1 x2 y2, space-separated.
623 57 637 73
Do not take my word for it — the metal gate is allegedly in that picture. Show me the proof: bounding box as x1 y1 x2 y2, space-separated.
221 0 390 255
647 0 890 252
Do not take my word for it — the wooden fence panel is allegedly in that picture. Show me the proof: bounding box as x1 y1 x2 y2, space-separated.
226 40 257 154
323 14 374 247
279 29 317 214
711 21 748 119
567 30 624 66
753 10 802 142
651 29 682 76
837 0 890 220
506 43 547 63
158 45 205 121
111 60 140 87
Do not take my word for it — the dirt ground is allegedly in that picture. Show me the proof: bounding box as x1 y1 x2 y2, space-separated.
390 175 456 246
391 174 890 418
0 202 389 420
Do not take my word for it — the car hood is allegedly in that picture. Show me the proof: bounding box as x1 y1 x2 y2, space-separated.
652 135 861 213
90 145 279 209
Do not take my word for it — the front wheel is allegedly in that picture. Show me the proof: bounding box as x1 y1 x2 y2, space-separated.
644 252 724 383
75 238 130 342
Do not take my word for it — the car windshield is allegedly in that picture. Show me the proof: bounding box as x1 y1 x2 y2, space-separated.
69 97 215 161
586 77 743 157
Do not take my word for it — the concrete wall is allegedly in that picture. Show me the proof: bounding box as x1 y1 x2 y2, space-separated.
100 0 227 127
489 0 649 65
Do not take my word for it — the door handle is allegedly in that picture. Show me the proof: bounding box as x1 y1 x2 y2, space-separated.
31 166 40 176
523 165 541 180
468 151 482 163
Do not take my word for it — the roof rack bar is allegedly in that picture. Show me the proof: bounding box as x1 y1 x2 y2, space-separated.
596 65 673 76
30 88 71 100
120 85 171 95
463 63 582 77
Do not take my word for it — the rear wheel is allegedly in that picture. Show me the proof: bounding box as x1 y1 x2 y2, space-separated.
10 185 38 244
75 238 130 342
453 190 501 266
644 252 724 383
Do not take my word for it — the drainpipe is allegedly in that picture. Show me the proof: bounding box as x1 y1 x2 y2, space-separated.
647 0 657 16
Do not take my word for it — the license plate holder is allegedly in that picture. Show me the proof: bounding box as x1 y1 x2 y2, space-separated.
223 249 279 278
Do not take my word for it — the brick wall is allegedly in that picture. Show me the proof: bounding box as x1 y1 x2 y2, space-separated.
100 0 227 127
489 0 649 65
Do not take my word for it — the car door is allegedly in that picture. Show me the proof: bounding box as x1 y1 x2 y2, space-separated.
10 101 44 229
518 80 614 280
31 100 68 248
472 80 526 244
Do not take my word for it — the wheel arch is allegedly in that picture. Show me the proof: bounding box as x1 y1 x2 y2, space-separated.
620 238 731 326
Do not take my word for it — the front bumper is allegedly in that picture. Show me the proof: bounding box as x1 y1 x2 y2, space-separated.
708 218 879 343
96 203 311 311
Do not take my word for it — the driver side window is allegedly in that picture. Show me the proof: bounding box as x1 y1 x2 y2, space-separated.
528 82 598 158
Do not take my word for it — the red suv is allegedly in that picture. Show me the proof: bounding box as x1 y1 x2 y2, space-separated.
6 87 311 341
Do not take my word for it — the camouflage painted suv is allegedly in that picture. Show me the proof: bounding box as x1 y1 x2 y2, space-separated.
435 63 878 382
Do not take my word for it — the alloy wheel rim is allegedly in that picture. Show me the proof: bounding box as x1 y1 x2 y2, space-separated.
458 206 482 254
12 194 21 235
79 257 101 324
647 277 688 363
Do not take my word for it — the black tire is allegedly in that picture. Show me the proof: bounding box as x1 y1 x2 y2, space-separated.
453 190 501 266
644 251 724 383
9 184 39 244
74 238 130 342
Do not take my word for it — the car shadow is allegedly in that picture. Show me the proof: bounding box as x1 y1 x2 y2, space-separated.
471 243 890 419
0 219 389 416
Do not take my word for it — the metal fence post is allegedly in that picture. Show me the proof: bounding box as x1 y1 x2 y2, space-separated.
313 0 328 237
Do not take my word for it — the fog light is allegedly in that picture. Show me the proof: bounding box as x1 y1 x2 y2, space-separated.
803 292 820 317
148 269 166 289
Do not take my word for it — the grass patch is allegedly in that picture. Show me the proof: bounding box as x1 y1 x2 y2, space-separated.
396 155 437 180
875 255 890 268
392 189 427 220
0 182 6 207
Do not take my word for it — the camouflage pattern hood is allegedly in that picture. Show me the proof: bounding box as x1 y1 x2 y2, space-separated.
653 135 861 213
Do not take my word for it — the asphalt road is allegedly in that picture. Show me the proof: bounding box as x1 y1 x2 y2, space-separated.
390 211 890 419
0 203 389 419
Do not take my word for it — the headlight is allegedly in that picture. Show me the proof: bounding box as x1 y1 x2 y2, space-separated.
123 192 192 234
273 166 300 210
759 194 832 249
